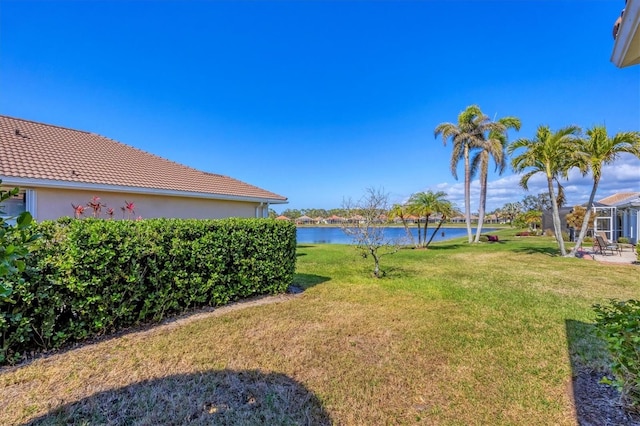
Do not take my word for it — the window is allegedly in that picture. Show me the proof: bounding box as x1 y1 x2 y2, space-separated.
0 188 26 217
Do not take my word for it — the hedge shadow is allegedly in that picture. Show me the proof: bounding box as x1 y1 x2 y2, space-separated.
24 369 332 425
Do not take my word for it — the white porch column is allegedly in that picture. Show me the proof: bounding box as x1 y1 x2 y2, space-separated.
633 208 639 245
25 189 37 221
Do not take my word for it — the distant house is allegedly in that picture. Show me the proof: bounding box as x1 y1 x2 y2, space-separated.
612 0 640 67
324 215 345 224
295 215 314 225
0 115 287 221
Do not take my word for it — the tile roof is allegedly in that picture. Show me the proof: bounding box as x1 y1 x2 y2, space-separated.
0 115 286 202
597 192 640 206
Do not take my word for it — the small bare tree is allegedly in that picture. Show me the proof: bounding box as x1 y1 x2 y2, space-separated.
341 187 398 278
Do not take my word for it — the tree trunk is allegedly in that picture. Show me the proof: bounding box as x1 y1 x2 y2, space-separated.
464 145 473 243
401 218 416 248
474 159 488 243
568 177 600 257
426 217 446 247
371 247 381 278
547 175 567 256
422 215 430 248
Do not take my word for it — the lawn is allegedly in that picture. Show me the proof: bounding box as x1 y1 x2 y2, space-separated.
2 231 638 425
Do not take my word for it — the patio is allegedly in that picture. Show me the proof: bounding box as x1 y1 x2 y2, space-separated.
580 245 638 265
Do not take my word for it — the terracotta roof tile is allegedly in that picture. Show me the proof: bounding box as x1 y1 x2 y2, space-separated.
597 192 640 206
0 115 286 202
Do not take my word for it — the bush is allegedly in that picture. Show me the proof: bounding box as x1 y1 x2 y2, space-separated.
515 231 530 237
0 218 296 365
593 299 640 414
478 235 489 242
618 237 630 244
0 185 40 301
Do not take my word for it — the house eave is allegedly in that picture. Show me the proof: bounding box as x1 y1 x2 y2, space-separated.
612 0 640 67
0 176 288 205
616 201 640 209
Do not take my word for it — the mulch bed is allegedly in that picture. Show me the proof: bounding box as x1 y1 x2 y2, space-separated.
573 370 640 426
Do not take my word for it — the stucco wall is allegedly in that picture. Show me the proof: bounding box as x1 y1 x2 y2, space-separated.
30 187 265 221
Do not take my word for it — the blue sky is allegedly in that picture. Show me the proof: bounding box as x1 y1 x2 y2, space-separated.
1 0 638 214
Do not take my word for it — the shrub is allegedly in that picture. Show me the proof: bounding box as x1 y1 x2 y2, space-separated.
0 218 296 364
515 231 530 237
593 299 640 414
0 184 40 301
561 231 570 242
618 237 630 244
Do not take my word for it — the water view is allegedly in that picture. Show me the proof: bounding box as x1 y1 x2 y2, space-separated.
296 227 495 244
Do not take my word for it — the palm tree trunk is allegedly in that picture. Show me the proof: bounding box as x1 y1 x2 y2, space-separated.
422 215 430 248
426 217 446 247
401 218 416 247
474 160 488 243
464 145 473 243
568 177 600 257
547 176 567 256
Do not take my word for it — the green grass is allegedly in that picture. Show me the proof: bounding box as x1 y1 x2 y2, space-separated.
2 230 638 425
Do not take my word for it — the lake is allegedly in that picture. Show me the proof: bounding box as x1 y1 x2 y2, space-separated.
296 226 495 244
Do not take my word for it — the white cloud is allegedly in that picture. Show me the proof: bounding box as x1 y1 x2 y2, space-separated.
427 154 640 212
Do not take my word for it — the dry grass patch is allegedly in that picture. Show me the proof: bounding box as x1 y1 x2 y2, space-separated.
2 236 639 425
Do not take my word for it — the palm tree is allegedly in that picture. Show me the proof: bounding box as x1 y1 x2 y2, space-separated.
435 105 507 243
425 200 459 247
568 126 640 256
408 190 448 248
408 192 433 248
522 210 542 231
471 117 521 242
508 125 582 256
388 203 416 247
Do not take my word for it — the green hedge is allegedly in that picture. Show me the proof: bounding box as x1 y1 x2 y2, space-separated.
0 218 296 364
593 299 640 414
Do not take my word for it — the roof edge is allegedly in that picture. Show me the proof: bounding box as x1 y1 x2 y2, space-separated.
0 176 288 204
611 0 640 67
0 114 92 134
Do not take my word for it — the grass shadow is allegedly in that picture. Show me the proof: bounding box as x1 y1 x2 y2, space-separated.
420 244 466 251
511 246 560 256
292 273 331 290
565 319 639 425
23 369 332 425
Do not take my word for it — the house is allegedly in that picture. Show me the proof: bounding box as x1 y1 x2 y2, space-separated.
542 207 573 237
0 115 287 221
593 192 640 244
295 215 314 225
324 215 345 224
612 0 640 67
